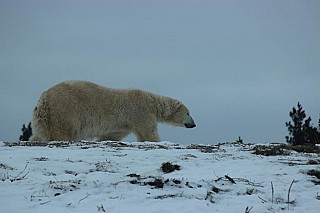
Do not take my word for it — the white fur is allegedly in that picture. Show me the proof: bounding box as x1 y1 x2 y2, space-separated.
31 80 195 142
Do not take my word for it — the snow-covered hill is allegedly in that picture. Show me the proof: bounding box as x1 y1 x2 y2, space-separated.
0 141 319 213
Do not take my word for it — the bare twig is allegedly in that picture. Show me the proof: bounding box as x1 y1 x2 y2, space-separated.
205 191 214 203
10 163 29 182
78 193 90 204
13 169 30 181
225 175 236 184
40 200 51 205
271 182 274 205
14 163 28 177
258 196 267 203
214 175 263 187
316 193 320 200
213 171 220 179
234 178 264 187
287 180 295 209
97 204 106 212
1 171 9 181
30 194 49 202
245 206 253 213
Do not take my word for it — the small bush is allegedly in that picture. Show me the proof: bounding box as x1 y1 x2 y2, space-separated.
19 122 32 141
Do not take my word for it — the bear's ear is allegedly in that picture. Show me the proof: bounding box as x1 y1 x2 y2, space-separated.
173 101 182 110
164 101 181 117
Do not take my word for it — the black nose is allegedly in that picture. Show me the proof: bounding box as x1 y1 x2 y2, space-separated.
185 123 196 128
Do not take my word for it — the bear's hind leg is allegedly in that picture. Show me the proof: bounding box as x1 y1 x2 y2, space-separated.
98 131 131 142
30 134 43 141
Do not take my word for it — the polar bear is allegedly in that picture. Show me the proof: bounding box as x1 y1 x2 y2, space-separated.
30 80 196 142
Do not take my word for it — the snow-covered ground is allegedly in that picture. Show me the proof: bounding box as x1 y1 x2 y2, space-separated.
0 141 319 213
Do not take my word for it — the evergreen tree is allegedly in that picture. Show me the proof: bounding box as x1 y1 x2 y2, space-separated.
285 102 320 146
19 122 32 141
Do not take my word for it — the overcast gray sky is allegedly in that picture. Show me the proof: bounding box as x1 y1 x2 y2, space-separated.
1 0 319 144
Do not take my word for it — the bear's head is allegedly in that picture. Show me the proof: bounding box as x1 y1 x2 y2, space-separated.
165 100 196 128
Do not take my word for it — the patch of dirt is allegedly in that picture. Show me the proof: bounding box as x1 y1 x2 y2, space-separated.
154 193 180 199
127 175 165 189
127 173 141 178
89 160 115 173
127 173 184 189
33 157 49 161
146 178 165 188
49 179 81 192
65 170 78 176
186 144 219 153
307 169 320 185
0 162 14 170
306 159 320 165
307 169 320 179
161 162 181 173
179 154 197 160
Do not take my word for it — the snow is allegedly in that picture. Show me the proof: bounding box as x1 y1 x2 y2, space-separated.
0 141 319 213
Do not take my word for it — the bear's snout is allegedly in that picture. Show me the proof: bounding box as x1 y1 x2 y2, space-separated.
185 122 196 128
184 115 196 128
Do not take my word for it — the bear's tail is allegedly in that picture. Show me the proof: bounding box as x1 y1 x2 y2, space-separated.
30 94 51 141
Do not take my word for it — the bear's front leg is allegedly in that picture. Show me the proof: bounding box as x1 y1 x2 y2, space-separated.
133 124 160 142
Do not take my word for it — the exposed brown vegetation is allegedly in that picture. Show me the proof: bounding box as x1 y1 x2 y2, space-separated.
252 144 320 156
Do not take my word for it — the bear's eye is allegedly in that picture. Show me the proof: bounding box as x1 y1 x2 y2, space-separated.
186 112 190 116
